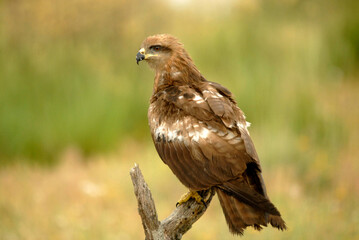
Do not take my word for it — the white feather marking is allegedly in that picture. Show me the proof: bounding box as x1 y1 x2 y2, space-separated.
169 129 181 141
192 134 199 142
193 94 205 103
190 127 210 142
237 122 250 135
154 123 166 139
200 128 210 138
167 130 174 140
178 96 183 100
155 122 184 142
203 90 223 98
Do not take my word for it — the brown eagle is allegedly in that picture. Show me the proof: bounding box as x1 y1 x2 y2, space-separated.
136 34 286 235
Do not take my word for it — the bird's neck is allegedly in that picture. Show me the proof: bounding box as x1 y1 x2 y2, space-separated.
153 55 203 93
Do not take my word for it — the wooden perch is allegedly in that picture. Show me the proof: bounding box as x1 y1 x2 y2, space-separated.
130 164 215 240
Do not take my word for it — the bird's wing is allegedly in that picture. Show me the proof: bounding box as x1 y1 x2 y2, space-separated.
150 82 276 213
166 82 260 163
204 81 260 163
151 83 263 187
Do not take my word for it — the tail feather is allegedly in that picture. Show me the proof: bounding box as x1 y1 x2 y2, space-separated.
219 180 280 215
216 187 287 235
216 189 247 235
269 215 287 231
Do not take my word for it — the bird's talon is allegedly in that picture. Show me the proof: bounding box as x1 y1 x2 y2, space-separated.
176 190 205 207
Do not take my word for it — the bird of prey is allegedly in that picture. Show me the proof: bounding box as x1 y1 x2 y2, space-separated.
136 34 286 235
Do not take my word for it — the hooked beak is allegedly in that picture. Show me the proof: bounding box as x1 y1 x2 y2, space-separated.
136 48 145 65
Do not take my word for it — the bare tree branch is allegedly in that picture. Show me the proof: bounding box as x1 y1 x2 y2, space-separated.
130 164 215 240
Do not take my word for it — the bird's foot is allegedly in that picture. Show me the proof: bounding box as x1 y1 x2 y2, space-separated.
176 190 204 207
176 189 214 208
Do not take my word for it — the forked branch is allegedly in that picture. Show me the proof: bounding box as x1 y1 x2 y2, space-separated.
130 164 215 240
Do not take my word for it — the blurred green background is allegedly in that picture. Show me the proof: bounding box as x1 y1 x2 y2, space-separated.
0 0 358 239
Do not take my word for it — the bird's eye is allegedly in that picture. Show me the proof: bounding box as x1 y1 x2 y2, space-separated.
151 45 161 51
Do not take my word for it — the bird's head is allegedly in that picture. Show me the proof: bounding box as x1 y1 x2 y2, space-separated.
136 34 186 70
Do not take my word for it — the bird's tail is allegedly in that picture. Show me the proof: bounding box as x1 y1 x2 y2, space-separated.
216 188 286 235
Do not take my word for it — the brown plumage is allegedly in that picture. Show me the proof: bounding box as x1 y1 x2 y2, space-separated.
136 34 286 235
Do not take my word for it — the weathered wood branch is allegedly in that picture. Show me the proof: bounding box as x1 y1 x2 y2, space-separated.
130 164 215 240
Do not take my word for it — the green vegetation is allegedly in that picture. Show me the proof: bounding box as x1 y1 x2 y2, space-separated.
0 0 358 239
0 0 356 163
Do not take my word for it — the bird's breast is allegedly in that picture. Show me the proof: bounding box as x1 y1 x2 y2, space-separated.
148 103 188 143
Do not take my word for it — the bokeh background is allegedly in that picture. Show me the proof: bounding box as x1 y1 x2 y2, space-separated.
1 0 358 239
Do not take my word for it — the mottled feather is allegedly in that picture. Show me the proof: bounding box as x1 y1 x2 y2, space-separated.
139 34 286 235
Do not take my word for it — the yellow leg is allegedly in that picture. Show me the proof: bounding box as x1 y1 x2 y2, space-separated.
176 190 203 206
